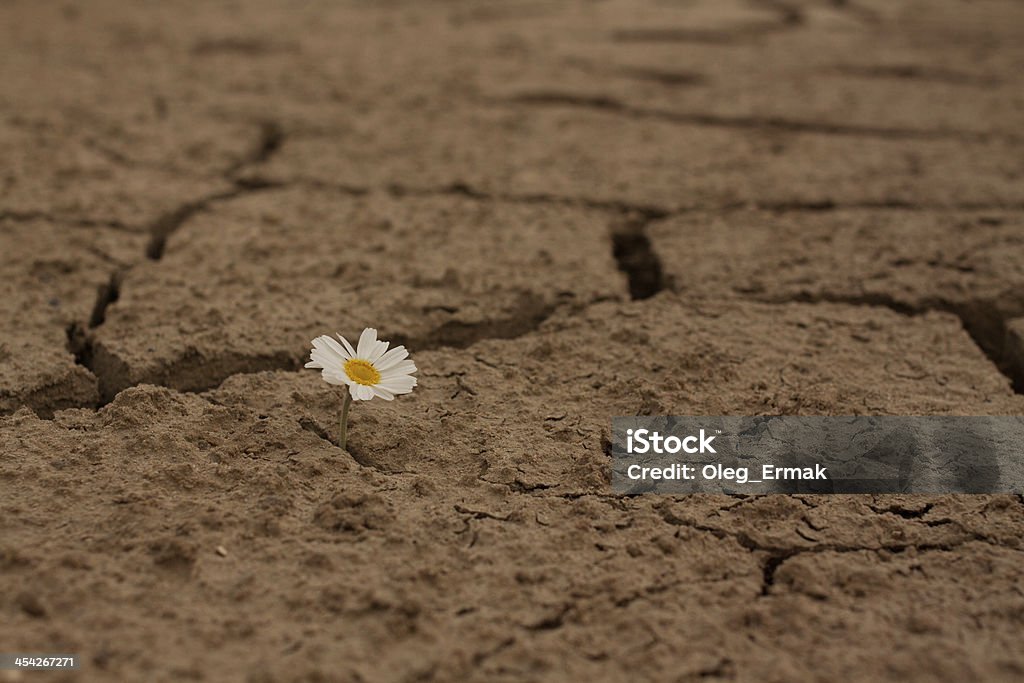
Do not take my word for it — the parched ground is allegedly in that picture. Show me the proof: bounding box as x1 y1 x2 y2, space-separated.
2 1 1024 681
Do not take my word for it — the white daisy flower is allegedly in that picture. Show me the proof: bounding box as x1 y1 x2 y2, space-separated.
306 328 417 401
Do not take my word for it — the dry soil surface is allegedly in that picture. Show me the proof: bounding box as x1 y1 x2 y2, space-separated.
2 1 1024 682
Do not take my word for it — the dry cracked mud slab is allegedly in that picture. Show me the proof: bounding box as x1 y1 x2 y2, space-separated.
0 217 147 416
246 104 1024 212
654 494 1024 681
207 295 1024 490
470 0 1024 139
0 6 284 232
88 188 627 401
647 209 1024 383
1 392 760 683
0 115 263 231
0 0 549 122
4 295 1022 682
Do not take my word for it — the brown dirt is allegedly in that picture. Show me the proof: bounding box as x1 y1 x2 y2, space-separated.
2 1 1023 682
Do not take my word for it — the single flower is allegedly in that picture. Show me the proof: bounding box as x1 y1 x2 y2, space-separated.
305 328 417 450
306 327 417 401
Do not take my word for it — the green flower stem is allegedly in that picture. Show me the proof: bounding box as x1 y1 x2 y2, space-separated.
339 391 352 450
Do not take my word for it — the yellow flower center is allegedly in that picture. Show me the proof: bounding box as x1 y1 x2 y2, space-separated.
344 358 381 386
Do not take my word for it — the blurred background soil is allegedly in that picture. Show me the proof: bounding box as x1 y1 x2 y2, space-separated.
2 1 1023 681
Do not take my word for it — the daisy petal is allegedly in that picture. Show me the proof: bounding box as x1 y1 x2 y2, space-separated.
309 351 341 373
372 386 395 400
375 346 409 371
379 377 416 393
321 369 347 386
356 328 377 358
323 368 351 385
367 339 389 363
319 334 352 361
381 360 416 377
311 335 348 364
336 333 357 358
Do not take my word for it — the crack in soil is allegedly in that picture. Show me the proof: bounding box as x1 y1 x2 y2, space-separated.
147 121 288 260
613 66 707 87
471 637 515 667
298 417 333 443
751 199 1024 212
611 215 665 300
144 184 274 260
0 210 137 232
454 504 512 522
224 121 284 179
247 176 1024 217
749 0 804 26
296 417 378 470
64 322 93 374
564 57 708 88
86 270 123 328
610 25 785 45
827 0 881 25
296 415 412 476
62 270 124 393
494 92 1010 143
830 64 1001 88
406 294 560 352
867 503 935 519
760 552 793 596
654 501 1023 598
609 0 802 47
387 181 671 220
522 604 572 632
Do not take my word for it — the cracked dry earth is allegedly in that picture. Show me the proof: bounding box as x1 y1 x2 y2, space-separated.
2 1 1024 682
